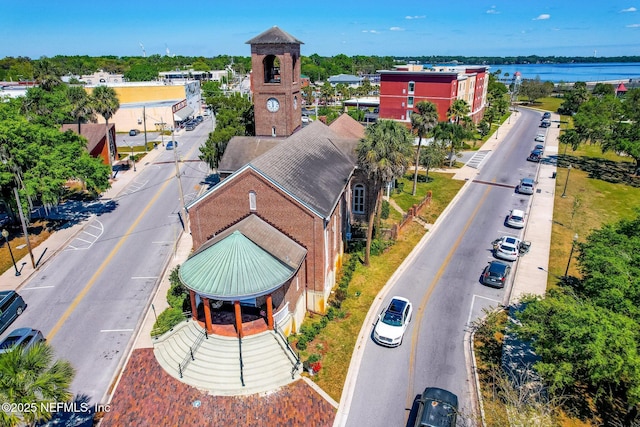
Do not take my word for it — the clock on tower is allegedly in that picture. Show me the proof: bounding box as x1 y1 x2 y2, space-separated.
247 27 303 137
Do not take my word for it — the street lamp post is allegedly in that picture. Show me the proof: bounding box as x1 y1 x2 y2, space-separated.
130 145 136 172
2 229 20 276
561 163 572 198
564 233 579 280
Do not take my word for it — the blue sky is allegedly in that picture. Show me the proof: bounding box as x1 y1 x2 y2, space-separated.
2 1 639 58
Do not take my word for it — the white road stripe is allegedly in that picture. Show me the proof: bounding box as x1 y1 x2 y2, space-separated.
22 285 55 290
100 329 134 333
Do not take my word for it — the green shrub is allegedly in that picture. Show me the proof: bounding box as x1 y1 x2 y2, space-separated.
370 238 394 256
166 266 189 311
381 200 390 219
151 307 186 336
307 353 321 364
296 336 308 350
326 307 336 320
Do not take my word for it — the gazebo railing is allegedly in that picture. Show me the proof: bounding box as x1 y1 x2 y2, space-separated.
178 326 208 378
274 322 301 379
238 336 245 387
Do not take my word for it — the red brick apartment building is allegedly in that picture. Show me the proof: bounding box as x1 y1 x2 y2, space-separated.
378 64 489 124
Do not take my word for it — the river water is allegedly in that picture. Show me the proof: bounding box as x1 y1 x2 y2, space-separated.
483 62 640 83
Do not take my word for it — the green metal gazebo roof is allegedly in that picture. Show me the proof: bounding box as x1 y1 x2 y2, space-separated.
179 230 296 300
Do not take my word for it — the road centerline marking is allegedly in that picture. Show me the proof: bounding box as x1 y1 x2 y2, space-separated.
47 176 175 341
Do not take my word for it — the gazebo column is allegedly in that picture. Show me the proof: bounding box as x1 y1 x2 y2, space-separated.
266 294 274 330
234 301 244 338
202 297 213 334
189 290 197 321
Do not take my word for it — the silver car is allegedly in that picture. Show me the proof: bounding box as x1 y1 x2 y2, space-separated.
506 209 526 229
0 328 45 354
493 236 522 261
517 178 535 195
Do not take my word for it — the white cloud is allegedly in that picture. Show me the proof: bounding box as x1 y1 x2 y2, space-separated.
533 14 551 20
627 23 640 27
486 6 499 14
362 30 380 34
390 27 404 31
405 15 426 20
621 7 637 12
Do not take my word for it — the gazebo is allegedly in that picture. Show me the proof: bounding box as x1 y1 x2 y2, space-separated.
179 215 306 337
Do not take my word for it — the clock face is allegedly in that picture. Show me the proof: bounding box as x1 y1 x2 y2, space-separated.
266 97 280 112
293 96 298 110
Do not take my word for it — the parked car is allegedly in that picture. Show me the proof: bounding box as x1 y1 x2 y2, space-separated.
482 260 512 288
414 387 458 427
166 141 178 150
195 115 204 123
492 236 523 261
506 209 526 229
534 134 545 142
540 119 551 128
534 144 544 151
517 178 535 195
129 129 139 136
373 296 412 347
185 124 195 131
301 115 310 124
542 112 551 120
527 149 543 162
0 328 45 354
0 291 26 334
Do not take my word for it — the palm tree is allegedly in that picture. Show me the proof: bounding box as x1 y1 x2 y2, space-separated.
410 101 439 195
67 86 95 134
0 342 75 426
32 58 62 91
433 122 473 167
356 120 414 265
447 99 470 126
92 85 120 172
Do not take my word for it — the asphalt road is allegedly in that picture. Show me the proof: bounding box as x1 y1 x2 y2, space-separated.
343 109 543 427
2 118 213 404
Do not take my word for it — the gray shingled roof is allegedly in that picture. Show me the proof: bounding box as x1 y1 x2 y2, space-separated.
218 136 285 174
245 26 304 45
251 120 356 218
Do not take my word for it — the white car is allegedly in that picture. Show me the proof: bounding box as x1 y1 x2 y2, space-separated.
506 209 526 229
373 296 412 347
534 134 545 142
493 236 522 261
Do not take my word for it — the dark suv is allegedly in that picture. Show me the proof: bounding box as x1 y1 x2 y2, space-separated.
414 387 458 427
482 261 511 288
0 291 26 334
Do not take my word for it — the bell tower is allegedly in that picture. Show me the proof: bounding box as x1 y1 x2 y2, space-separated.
247 26 303 137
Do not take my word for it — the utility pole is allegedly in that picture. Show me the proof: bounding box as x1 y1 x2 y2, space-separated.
143 105 148 152
14 187 35 268
172 128 188 233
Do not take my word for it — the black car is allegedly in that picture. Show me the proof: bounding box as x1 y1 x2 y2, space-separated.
129 129 139 136
482 260 511 288
414 387 458 427
527 149 543 162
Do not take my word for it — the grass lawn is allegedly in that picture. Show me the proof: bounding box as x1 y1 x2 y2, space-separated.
0 220 65 274
391 171 465 224
548 148 640 286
